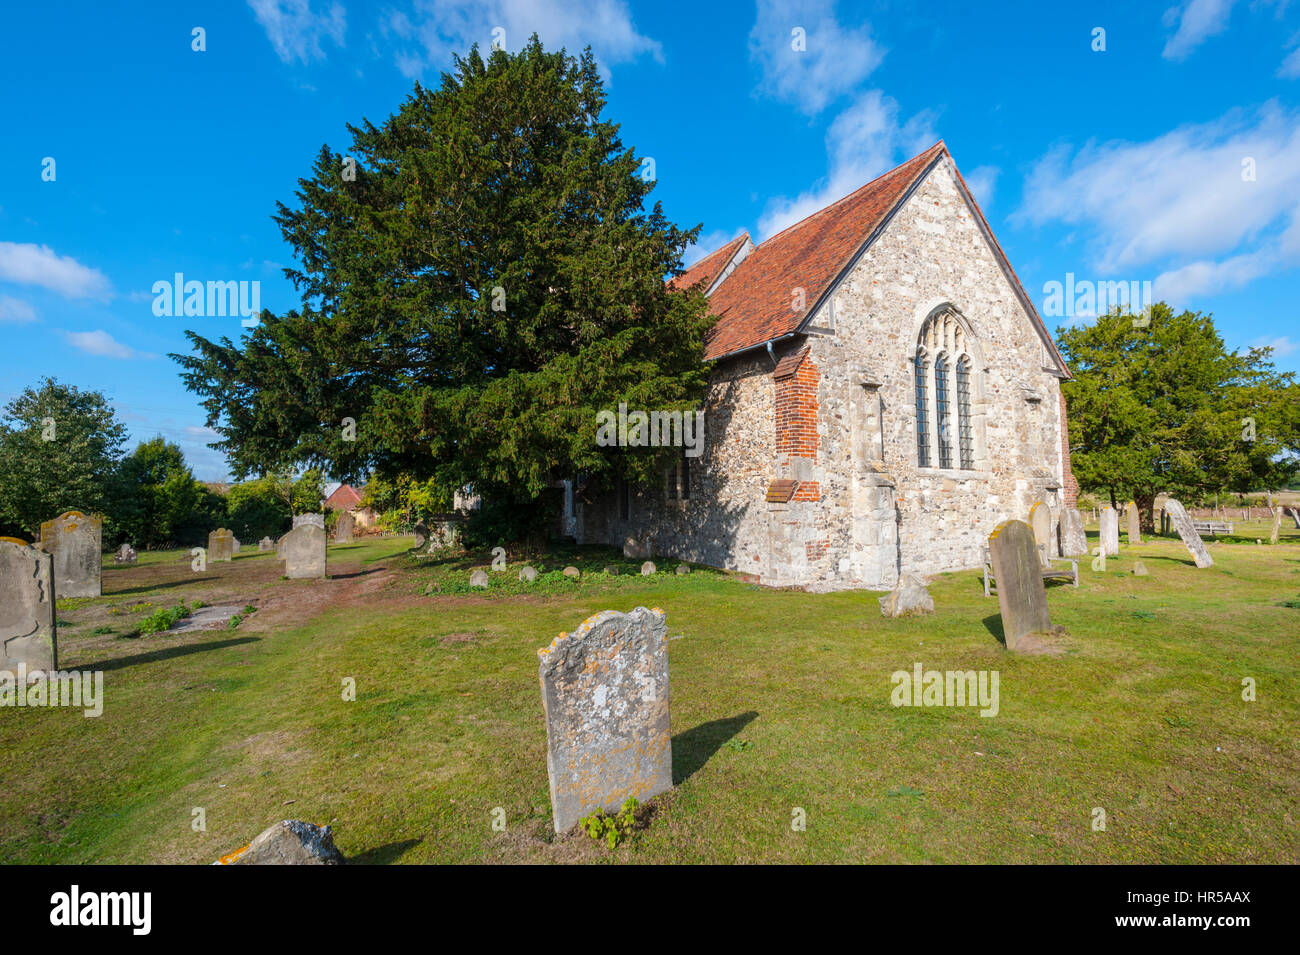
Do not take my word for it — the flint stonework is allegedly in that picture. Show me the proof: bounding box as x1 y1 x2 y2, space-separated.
1163 499 1213 568
1099 508 1119 557
37 511 102 598
1060 508 1088 557
537 607 672 833
0 537 57 671
987 520 1054 651
281 524 327 579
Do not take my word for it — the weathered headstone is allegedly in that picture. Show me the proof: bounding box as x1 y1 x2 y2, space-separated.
207 528 234 563
519 566 537 583
0 537 57 671
987 520 1055 651
232 538 241 554
1290 507 1300 529
258 536 273 552
562 566 581 580
878 572 934 617
114 543 137 564
276 534 286 559
1162 499 1213 568
469 569 489 588
1132 560 1149 576
640 561 656 576
675 563 691 575
334 512 355 544
1099 507 1119 557
1270 508 1282 545
281 523 327 579
622 535 652 559
1060 508 1088 557
602 565 620 576
537 607 672 833
219 820 345 865
1126 501 1141 544
1028 502 1052 563
293 513 325 530
412 521 429 550
37 511 102 598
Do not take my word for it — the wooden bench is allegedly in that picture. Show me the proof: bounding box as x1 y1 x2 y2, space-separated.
983 546 1078 596
1192 520 1234 537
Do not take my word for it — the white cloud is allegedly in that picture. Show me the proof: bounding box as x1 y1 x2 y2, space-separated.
1016 103 1300 299
0 295 37 324
247 0 346 64
0 242 112 299
964 165 1000 209
1280 35 1300 78
683 229 741 267
1250 334 1298 356
61 330 150 360
383 0 660 81
749 0 885 115
1162 0 1237 60
757 89 936 238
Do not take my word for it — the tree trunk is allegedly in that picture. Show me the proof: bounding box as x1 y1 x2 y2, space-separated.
1137 491 1158 534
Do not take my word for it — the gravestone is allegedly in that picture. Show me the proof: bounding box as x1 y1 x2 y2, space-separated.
207 528 234 563
602 565 620 576
622 535 652 559
877 572 934 617
537 607 672 833
114 543 137 564
293 513 325 530
1099 507 1119 557
1270 508 1281 545
0 537 57 671
1290 507 1300 529
1162 499 1213 568
469 569 489 588
334 512 355 544
412 521 429 550
563 566 580 579
987 520 1055 652
1028 502 1052 562
1132 560 1149 576
276 534 286 559
220 820 345 866
258 536 273 552
675 563 691 575
519 566 537 583
281 523 327 579
232 538 241 554
640 561 656 576
1060 509 1088 557
38 511 102 598
1126 501 1141 545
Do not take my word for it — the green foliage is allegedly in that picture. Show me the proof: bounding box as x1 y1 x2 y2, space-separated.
461 490 559 548
137 602 193 635
0 378 128 536
171 38 713 520
1058 304 1300 528
225 476 291 542
108 437 221 548
362 474 453 530
579 797 639 849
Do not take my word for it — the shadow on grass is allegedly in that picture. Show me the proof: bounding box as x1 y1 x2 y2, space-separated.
348 838 422 865
81 637 261 672
105 577 215 597
982 614 1006 647
672 711 758 784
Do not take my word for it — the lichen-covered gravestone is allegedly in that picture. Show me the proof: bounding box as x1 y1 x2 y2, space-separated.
1028 502 1052 562
0 537 57 671
987 520 1057 652
1099 507 1119 557
1126 501 1141 544
114 543 137 564
334 512 355 544
412 521 429 550
207 528 234 563
1162 499 1213 568
1060 508 1088 557
37 511 102 598
537 607 672 833
281 523 327 579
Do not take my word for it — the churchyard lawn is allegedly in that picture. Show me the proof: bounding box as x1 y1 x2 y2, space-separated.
2 528 1297 864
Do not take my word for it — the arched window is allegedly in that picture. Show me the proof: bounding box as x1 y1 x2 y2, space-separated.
934 353 952 469
914 349 930 467
956 356 973 469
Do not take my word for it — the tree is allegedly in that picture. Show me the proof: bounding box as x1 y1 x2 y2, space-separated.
1058 304 1300 529
172 38 713 540
225 476 291 543
110 437 199 548
0 378 127 537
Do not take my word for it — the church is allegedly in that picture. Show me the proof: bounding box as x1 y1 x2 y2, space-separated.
566 141 1077 591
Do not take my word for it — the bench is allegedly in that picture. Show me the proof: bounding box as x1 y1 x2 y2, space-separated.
1192 520 1234 537
983 546 1078 597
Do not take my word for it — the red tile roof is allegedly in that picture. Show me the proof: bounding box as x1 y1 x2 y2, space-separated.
324 484 363 511
670 232 750 292
686 141 1069 377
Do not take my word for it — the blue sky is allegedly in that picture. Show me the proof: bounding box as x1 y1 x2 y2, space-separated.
2 0 1297 480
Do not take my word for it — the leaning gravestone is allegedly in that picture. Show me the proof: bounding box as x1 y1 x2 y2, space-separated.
412 521 429 550
114 543 137 564
1290 507 1300 529
987 520 1056 652
1028 502 1052 562
38 511 102 598
0 537 57 671
1126 501 1141 545
281 523 327 579
293 513 325 530
1060 508 1088 557
537 607 672 833
207 528 234 563
1162 499 1213 568
1099 507 1119 557
1270 508 1281 545
258 536 273 552
334 512 355 544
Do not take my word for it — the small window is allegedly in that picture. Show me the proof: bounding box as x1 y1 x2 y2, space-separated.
915 351 930 467
935 353 952 469
957 357 974 469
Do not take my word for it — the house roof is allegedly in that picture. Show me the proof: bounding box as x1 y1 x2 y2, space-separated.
324 483 363 511
687 141 1070 378
670 232 750 293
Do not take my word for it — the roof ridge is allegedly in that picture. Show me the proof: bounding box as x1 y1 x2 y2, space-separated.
757 141 947 248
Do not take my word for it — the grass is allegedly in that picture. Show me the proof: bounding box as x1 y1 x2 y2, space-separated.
1 532 1297 864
